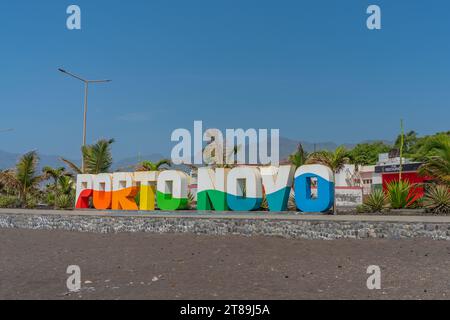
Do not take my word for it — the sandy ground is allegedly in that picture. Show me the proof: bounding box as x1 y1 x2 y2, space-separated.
0 228 449 300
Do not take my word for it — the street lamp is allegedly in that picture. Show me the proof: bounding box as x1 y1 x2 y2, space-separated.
58 68 111 172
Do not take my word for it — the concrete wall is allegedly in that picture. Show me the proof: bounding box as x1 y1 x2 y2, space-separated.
335 187 363 207
1 211 449 241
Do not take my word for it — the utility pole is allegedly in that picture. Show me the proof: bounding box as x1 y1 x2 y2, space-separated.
58 68 111 172
399 119 404 181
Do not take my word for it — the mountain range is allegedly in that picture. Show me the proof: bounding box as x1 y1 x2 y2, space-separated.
0 137 393 171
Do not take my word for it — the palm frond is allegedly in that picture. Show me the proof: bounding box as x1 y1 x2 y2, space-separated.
16 151 39 189
82 138 114 174
60 157 82 174
155 159 172 169
418 135 450 185
0 170 20 190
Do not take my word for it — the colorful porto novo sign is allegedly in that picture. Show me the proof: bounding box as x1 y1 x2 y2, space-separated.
75 164 334 213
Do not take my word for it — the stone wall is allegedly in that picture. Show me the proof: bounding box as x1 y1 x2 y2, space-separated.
1 212 449 240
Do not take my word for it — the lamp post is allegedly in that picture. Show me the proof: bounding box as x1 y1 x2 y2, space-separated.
58 68 111 172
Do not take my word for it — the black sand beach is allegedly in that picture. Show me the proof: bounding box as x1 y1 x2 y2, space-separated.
0 229 449 300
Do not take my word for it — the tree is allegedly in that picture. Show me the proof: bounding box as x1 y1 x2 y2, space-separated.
410 131 450 161
306 146 350 213
135 159 172 171
395 130 418 155
307 146 350 174
0 151 45 206
348 142 391 165
203 142 241 169
61 138 115 174
42 166 71 189
288 143 309 169
418 135 450 186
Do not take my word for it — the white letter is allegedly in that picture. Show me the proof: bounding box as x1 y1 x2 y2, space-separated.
366 265 381 290
171 128 191 165
193 121 203 165
225 128 258 165
66 5 81 30
258 129 280 166
203 128 224 165
66 265 81 292
366 5 381 30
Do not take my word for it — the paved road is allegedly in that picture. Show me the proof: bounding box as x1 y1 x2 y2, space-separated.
0 228 449 299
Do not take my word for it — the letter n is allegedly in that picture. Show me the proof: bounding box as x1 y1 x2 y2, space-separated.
197 168 228 211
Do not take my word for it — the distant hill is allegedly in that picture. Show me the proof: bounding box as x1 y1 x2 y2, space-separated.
0 150 76 171
279 137 393 159
113 153 167 171
0 137 393 172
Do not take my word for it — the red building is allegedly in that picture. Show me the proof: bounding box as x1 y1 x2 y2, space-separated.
375 162 428 202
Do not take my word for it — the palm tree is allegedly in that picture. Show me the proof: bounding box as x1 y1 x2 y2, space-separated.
204 143 241 169
418 135 450 186
306 146 350 213
135 159 172 171
42 166 71 189
288 143 309 169
57 175 75 194
0 151 45 206
395 130 418 154
61 138 115 174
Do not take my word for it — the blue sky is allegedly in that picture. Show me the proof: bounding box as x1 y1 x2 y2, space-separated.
0 0 449 160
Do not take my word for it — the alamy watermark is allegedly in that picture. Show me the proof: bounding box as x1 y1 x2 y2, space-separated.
366 265 381 290
367 5 381 30
66 265 81 292
66 5 81 30
64 5 381 31
171 121 280 166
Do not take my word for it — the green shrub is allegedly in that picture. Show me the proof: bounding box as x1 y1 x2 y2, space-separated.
25 196 38 209
260 193 268 211
187 191 196 210
55 193 74 209
423 185 450 214
0 195 21 208
287 192 297 211
386 180 417 209
45 192 55 207
361 189 387 213
134 190 140 206
356 204 366 213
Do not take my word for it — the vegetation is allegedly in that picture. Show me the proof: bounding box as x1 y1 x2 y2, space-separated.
42 166 70 188
54 193 74 210
394 130 418 156
0 195 21 208
287 191 297 211
0 151 44 207
342 131 450 166
186 191 196 210
135 159 172 171
209 144 241 169
306 146 350 213
288 143 309 169
418 135 450 186
53 175 75 209
360 189 387 213
348 142 391 165
0 129 448 215
423 185 450 215
394 130 450 161
386 180 417 209
61 138 115 174
42 166 73 208
306 146 350 174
